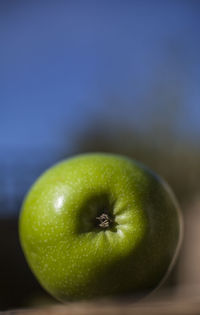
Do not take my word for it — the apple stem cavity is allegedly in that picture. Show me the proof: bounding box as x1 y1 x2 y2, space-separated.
96 213 112 229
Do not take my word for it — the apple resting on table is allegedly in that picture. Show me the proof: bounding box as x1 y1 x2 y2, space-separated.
19 153 183 301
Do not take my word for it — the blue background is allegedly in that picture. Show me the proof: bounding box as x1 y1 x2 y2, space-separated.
1 0 200 216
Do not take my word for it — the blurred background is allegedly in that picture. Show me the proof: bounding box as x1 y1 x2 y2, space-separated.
1 0 200 310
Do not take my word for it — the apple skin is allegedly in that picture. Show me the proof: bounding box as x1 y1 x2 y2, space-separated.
19 153 183 301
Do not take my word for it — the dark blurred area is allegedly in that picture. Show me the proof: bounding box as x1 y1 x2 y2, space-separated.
1 0 200 311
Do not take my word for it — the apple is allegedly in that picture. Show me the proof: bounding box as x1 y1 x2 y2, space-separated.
19 153 183 301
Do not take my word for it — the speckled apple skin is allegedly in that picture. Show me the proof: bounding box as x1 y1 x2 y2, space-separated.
19 153 183 301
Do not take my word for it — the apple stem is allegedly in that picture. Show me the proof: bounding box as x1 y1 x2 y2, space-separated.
96 213 112 229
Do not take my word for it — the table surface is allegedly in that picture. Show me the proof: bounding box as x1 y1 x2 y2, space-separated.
3 294 200 315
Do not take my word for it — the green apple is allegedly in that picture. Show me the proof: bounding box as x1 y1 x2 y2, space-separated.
19 153 183 301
